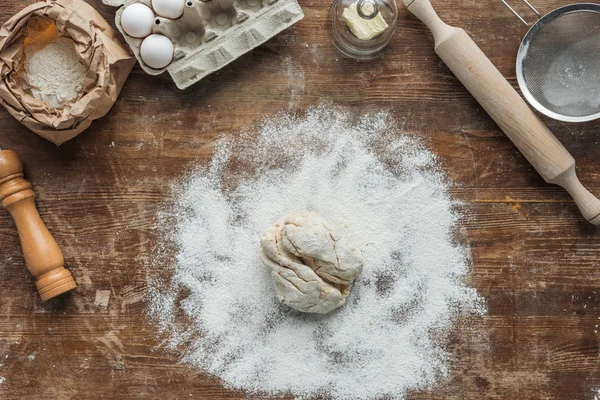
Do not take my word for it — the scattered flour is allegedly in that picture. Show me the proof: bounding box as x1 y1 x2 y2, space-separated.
23 38 87 108
94 290 112 309
0 376 5 385
148 106 484 399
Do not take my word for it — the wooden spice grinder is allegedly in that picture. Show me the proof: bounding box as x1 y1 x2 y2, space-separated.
404 0 600 225
0 150 76 301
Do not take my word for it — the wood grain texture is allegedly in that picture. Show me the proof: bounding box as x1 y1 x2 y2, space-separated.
0 0 599 399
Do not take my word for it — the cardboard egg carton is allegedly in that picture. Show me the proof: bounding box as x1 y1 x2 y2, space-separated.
114 0 304 89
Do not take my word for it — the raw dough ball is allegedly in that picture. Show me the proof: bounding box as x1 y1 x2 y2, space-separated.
261 212 363 314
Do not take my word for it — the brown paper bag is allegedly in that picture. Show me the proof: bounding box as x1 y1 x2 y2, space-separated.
0 0 136 145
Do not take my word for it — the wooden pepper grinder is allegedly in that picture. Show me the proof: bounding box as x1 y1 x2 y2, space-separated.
0 150 76 301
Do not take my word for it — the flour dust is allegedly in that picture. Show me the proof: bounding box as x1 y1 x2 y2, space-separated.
148 106 485 399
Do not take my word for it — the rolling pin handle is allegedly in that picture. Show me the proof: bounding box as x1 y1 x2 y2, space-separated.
404 0 455 43
554 166 600 225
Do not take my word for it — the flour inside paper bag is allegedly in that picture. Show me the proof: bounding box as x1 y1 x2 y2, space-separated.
18 17 87 108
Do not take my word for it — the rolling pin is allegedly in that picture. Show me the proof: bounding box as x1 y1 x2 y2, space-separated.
404 0 600 225
0 150 76 301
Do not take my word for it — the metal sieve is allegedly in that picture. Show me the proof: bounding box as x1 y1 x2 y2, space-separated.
502 1 600 122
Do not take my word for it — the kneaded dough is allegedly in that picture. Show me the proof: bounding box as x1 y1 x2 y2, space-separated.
261 212 363 314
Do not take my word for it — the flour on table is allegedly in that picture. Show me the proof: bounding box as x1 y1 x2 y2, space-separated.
148 106 485 400
94 290 112 309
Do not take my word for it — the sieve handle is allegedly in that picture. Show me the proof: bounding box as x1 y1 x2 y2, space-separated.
404 0 600 224
500 0 541 27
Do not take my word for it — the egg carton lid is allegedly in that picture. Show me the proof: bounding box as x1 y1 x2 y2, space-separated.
106 0 304 89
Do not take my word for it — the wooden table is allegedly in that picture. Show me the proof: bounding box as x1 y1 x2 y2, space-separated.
1 0 599 398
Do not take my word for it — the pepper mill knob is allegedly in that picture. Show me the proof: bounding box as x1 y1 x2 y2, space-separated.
0 150 76 301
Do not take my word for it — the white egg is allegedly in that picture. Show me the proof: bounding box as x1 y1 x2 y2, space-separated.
121 3 155 38
152 0 186 19
140 34 174 69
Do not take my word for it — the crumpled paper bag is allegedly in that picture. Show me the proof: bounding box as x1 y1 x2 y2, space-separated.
0 0 136 145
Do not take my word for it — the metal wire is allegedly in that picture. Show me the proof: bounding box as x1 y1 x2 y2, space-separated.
501 0 530 26
522 0 541 17
501 0 541 27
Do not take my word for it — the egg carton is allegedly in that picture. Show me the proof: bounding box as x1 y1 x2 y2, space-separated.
114 0 304 89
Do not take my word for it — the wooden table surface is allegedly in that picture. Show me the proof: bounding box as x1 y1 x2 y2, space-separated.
1 0 599 398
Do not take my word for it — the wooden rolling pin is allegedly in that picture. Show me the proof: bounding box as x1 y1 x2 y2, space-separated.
0 150 76 301
404 0 600 225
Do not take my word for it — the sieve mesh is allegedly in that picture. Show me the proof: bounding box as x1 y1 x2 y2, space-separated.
518 8 600 121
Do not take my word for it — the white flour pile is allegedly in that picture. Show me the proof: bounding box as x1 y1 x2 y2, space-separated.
148 107 484 399
23 38 87 108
